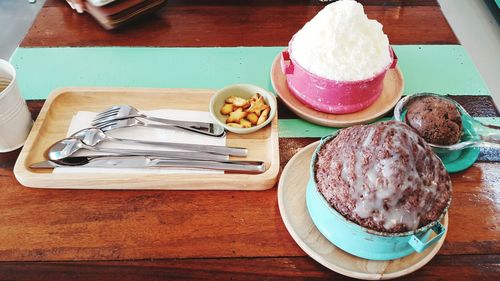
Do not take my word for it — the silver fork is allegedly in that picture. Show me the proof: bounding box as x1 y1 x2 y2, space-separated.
95 118 225 138
91 105 225 137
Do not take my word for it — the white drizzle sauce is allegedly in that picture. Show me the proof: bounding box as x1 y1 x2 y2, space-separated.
362 128 375 147
349 122 441 231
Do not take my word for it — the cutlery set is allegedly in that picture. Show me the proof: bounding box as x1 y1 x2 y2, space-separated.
31 105 265 173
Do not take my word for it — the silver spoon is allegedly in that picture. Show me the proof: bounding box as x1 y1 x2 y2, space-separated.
47 138 227 161
394 93 500 151
71 127 247 157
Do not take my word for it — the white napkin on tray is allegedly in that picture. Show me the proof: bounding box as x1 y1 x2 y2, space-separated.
54 109 226 174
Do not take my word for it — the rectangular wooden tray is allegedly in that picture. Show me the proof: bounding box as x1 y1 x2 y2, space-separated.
13 87 279 190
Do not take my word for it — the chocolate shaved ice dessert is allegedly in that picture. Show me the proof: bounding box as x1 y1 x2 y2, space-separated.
314 121 452 233
405 96 462 145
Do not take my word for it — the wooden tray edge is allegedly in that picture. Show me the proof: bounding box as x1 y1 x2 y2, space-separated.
13 87 280 191
13 87 70 186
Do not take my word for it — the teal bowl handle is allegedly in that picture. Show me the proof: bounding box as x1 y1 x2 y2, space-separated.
408 222 446 253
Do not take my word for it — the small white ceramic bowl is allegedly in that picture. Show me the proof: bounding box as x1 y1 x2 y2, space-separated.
209 84 277 134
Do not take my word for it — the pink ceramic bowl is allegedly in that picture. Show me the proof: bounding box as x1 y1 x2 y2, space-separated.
281 44 398 114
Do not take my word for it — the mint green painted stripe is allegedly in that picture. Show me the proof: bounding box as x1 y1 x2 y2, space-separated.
279 117 499 138
10 45 489 100
279 117 392 137
278 119 339 138
394 45 490 95
11 47 282 100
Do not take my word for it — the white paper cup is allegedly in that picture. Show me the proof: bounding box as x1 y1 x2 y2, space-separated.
0 59 33 152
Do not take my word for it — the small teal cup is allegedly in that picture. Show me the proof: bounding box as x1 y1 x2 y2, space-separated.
392 93 481 173
307 133 448 261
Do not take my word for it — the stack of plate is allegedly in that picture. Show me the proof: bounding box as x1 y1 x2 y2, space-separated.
85 0 167 30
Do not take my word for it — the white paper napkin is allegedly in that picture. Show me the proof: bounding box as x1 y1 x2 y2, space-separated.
54 109 226 174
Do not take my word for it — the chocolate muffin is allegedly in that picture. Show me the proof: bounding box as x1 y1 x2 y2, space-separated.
314 121 452 233
405 96 462 145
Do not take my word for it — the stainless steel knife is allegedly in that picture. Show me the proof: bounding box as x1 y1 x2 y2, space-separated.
30 156 266 173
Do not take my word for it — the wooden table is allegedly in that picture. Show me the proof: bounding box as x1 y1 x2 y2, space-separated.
1 0 499 279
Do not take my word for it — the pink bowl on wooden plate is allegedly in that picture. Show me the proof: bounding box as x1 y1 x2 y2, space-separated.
281 45 398 114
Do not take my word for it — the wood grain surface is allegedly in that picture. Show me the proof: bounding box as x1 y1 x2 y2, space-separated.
0 102 498 279
1 98 499 261
1 130 499 261
1 0 499 280
21 0 457 47
0 255 498 281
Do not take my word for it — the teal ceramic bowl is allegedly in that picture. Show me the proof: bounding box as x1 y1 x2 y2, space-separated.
306 133 448 261
393 93 480 173
397 108 480 173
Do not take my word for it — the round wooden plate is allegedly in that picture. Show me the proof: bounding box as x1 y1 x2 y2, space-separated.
270 53 404 127
277 141 448 280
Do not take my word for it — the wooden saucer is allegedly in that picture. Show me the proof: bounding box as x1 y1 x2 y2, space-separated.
270 53 404 127
277 141 448 280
